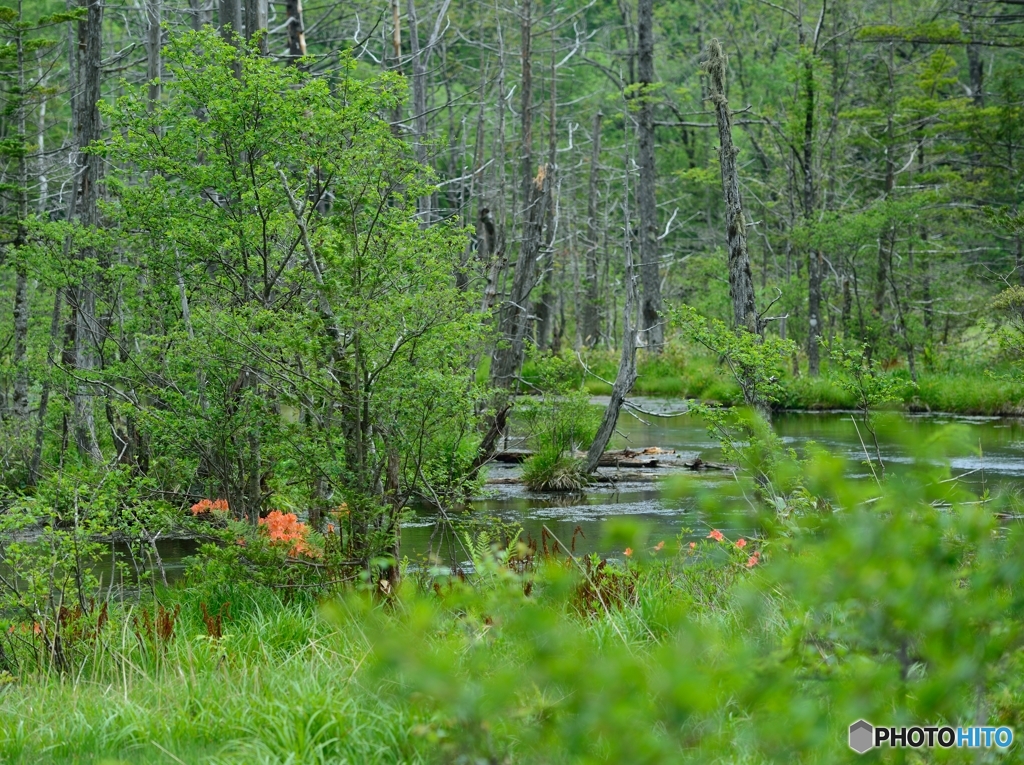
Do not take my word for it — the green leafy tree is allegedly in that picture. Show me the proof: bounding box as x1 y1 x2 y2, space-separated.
93 30 483 565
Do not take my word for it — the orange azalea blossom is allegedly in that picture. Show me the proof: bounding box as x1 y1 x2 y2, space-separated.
258 510 320 558
736 538 747 549
624 547 633 557
708 529 724 542
653 540 665 552
191 498 229 516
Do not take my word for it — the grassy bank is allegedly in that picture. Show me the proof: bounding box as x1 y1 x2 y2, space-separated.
552 347 1024 415
4 448 1024 763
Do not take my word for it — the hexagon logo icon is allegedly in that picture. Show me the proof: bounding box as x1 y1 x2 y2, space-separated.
849 720 874 754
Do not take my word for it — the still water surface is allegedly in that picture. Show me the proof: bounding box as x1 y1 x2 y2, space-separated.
86 402 1024 580
401 401 1024 565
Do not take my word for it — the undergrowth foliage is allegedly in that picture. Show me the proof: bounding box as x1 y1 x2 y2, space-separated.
3 428 1024 763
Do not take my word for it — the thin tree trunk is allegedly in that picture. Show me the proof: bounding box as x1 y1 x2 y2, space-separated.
12 11 30 423
406 0 430 219
802 49 821 375
12 270 29 422
146 0 161 106
533 43 558 349
30 288 63 484
586 112 640 473
71 0 104 465
636 0 663 350
490 0 547 391
705 40 758 336
581 111 603 347
190 0 212 31
585 248 639 474
705 39 769 419
965 2 984 106
219 0 242 43
244 0 267 53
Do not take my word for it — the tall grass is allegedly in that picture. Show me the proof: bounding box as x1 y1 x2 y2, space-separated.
530 345 1024 414
0 590 426 764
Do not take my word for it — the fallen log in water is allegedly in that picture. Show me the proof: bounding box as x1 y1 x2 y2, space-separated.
486 447 733 480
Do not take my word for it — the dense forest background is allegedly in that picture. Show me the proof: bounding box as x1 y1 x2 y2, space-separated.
6 3 1024 762
1 0 1024 558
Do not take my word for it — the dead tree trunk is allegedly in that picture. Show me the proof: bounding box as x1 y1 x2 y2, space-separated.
11 19 30 423
190 0 212 31
705 40 758 336
581 111 603 347
285 0 306 60
71 0 104 465
584 243 639 474
584 99 642 473
219 0 242 42
705 39 770 421
407 0 430 220
802 50 821 376
146 0 161 106
490 0 548 391
636 0 663 350
244 0 267 53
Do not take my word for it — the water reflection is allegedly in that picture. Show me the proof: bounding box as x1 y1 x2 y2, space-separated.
60 403 1024 580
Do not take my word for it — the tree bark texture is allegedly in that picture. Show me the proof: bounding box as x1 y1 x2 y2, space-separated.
636 0 663 350
244 0 267 53
219 0 242 43
585 233 639 473
147 0 161 105
705 39 759 336
581 111 603 347
407 0 430 219
491 0 550 391
72 0 104 464
11 20 30 422
802 50 821 376
285 0 307 60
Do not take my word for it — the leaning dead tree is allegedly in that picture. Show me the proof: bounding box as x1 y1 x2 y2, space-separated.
584 106 642 474
584 242 640 474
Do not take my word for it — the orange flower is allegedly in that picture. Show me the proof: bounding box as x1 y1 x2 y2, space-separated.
191 498 229 516
327 523 336 534
708 529 724 542
624 547 633 558
653 540 665 552
258 510 320 558
735 538 747 549
689 541 697 550
746 555 759 568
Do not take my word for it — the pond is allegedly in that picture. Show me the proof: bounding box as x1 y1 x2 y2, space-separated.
401 400 1024 565
57 402 1024 583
